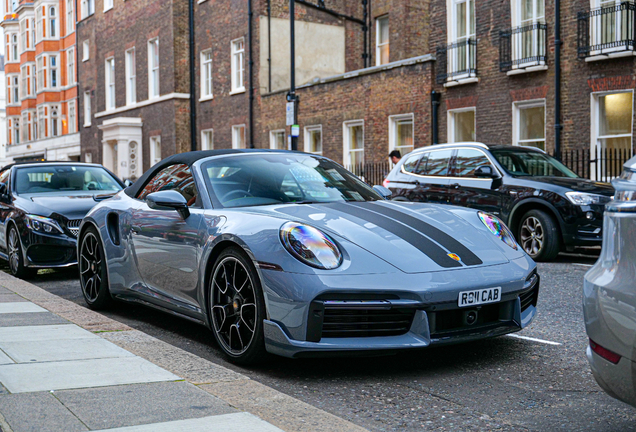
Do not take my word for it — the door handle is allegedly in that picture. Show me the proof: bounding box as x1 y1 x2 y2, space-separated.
131 226 141 235
450 183 460 189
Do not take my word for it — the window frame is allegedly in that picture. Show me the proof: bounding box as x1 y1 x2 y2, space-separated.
512 99 546 150
375 15 389 66
66 0 74 33
232 124 247 149
343 120 365 167
68 99 76 134
200 49 213 100
149 136 162 166
105 57 115 110
269 129 286 150
388 113 415 156
304 125 323 155
83 91 92 127
447 107 476 143
148 38 160 99
82 40 89 61
125 48 136 105
201 129 214 150
230 38 245 94
67 47 75 86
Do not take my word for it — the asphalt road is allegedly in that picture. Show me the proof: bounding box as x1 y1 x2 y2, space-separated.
16 251 636 431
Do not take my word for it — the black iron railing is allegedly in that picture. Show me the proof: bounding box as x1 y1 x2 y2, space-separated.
500 23 548 72
436 38 478 84
578 2 636 58
345 162 391 186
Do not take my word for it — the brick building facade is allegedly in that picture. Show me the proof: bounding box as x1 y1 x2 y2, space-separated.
78 0 635 179
1 0 80 163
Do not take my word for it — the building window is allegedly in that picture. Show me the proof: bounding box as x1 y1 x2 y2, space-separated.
7 33 18 62
22 110 35 142
51 105 59 136
201 49 213 99
304 126 322 154
270 130 286 150
36 56 44 91
446 0 476 81
448 108 476 142
49 55 58 88
150 136 162 166
201 129 214 150
376 16 389 66
231 38 245 93
513 101 545 150
105 57 115 110
8 117 20 145
38 106 46 138
82 40 89 61
83 91 91 127
20 18 33 52
20 64 34 98
593 91 634 179
126 48 136 105
148 38 160 99
81 0 94 19
67 48 75 86
7 75 18 105
389 114 414 156
49 6 57 38
67 0 74 33
510 0 545 67
343 120 364 168
104 0 113 12
232 125 246 149
68 100 76 133
35 6 43 43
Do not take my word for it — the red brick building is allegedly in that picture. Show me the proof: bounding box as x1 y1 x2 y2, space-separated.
78 0 635 179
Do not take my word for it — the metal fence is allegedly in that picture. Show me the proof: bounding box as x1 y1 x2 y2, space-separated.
344 148 634 185
499 23 548 72
577 1 636 58
436 39 478 84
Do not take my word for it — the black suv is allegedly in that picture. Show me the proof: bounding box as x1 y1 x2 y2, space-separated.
384 143 614 261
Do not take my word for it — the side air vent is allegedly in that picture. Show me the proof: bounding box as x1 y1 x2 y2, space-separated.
107 212 120 245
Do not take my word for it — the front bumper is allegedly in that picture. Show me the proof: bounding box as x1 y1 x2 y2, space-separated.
22 230 77 268
561 204 605 247
261 256 538 358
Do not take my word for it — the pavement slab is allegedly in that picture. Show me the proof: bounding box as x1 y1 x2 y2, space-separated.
0 392 88 432
0 350 12 365
0 287 11 295
55 381 236 430
0 356 180 393
0 293 27 303
0 312 69 327
0 337 135 363
0 324 97 342
0 302 46 314
90 413 283 432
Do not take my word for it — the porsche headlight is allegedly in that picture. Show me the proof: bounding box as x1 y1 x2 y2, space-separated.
25 215 63 235
478 212 518 250
565 192 611 206
280 222 342 269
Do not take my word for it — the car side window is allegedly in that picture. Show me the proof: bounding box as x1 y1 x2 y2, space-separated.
401 154 421 173
453 149 494 177
413 154 429 175
137 164 199 207
0 169 11 191
421 150 453 177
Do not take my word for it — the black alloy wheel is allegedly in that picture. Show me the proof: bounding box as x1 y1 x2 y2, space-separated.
518 209 560 262
7 226 35 279
209 247 266 364
79 227 112 309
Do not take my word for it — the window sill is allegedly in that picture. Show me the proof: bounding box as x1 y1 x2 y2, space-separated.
84 123 92 128
229 88 246 95
443 77 479 88
199 95 214 102
585 50 636 62
506 64 548 76
82 58 89 62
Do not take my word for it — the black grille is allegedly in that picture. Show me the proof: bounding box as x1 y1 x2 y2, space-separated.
430 302 504 336
321 307 416 338
520 286 539 312
66 219 82 238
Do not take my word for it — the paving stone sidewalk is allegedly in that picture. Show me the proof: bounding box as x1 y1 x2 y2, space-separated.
0 273 367 432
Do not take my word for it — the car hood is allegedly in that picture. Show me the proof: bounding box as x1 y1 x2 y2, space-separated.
23 194 115 220
513 176 614 195
249 201 517 274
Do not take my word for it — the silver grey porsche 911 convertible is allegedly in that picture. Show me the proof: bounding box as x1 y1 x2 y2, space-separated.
78 150 539 364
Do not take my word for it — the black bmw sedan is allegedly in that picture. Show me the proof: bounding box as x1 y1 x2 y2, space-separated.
0 162 123 277
384 143 614 261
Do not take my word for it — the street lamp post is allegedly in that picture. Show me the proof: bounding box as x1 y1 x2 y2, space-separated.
287 0 299 151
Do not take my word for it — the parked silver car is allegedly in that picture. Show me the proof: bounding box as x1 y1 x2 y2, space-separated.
584 156 636 407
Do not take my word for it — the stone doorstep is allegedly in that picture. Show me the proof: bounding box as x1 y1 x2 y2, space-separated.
0 275 369 432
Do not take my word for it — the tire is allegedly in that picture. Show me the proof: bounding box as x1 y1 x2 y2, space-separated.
7 226 36 279
79 226 112 310
518 209 560 262
209 247 267 365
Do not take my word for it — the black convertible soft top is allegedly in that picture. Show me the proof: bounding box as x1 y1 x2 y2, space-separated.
125 149 295 198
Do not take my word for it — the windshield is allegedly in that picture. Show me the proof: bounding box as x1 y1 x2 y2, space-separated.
14 165 123 195
490 149 578 178
202 154 382 208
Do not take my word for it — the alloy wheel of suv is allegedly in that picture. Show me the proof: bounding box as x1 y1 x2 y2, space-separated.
518 209 560 262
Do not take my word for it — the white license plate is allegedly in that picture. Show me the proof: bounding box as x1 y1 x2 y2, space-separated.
458 287 502 307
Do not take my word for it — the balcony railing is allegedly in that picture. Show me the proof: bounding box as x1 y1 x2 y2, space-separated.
436 39 478 84
500 23 548 72
578 2 636 58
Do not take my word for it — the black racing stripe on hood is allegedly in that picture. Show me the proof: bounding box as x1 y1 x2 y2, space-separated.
357 202 483 266
328 202 462 268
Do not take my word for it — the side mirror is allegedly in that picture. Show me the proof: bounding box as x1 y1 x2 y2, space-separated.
474 165 498 179
124 179 133 187
146 190 190 219
373 185 393 200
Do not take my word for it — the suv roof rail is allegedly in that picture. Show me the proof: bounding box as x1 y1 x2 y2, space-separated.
412 142 489 152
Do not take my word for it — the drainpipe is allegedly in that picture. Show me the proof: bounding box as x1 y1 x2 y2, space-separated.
431 90 441 145
248 0 255 148
267 0 272 92
362 0 368 67
554 0 562 160
188 0 197 152
288 0 298 151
